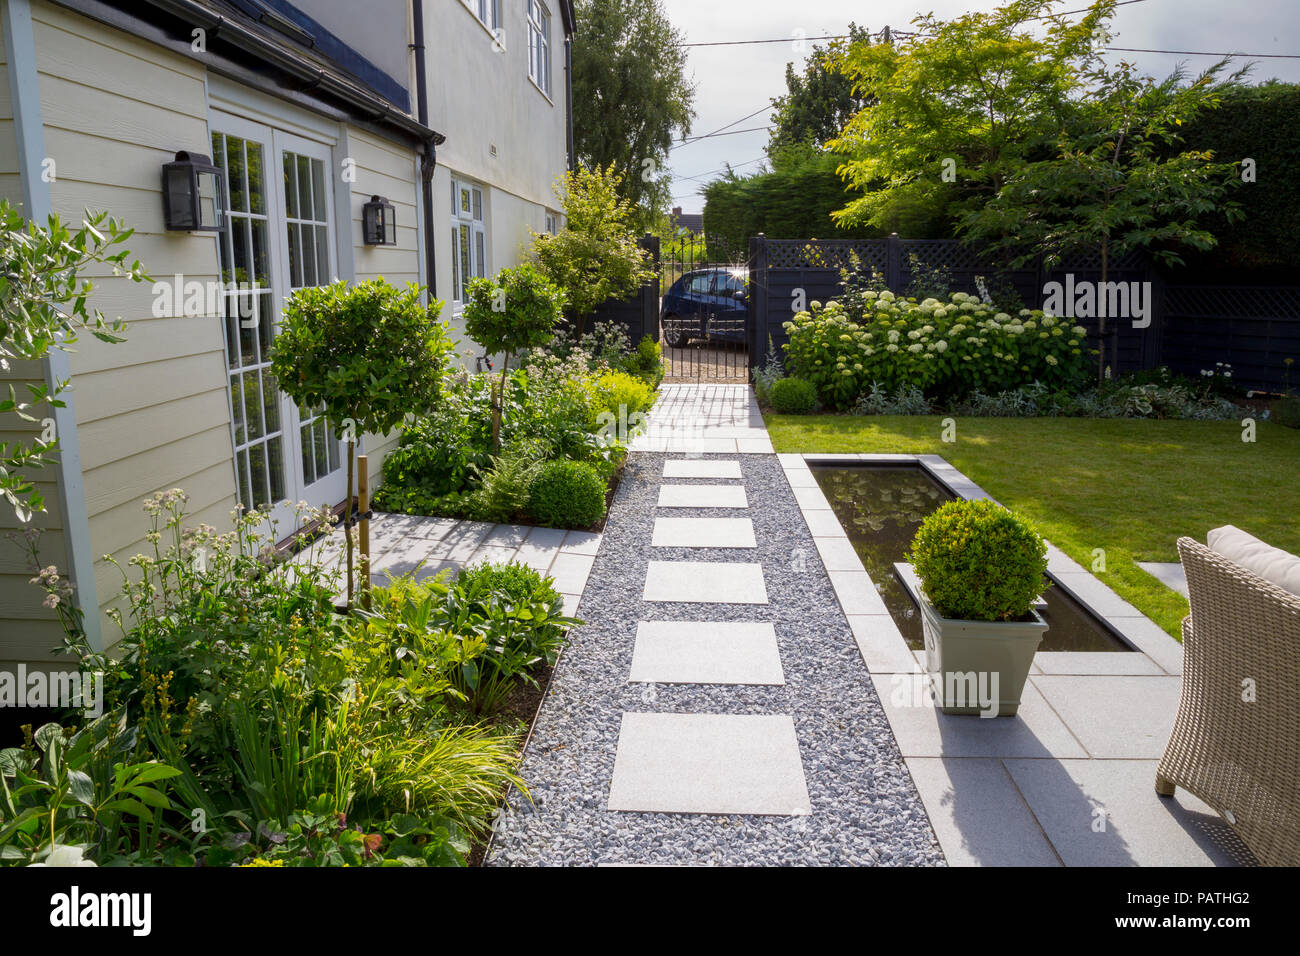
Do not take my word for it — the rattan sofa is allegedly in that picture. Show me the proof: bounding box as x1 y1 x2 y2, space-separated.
1156 536 1300 866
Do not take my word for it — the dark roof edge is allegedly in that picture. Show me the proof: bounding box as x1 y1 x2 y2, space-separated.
559 0 575 37
47 0 445 150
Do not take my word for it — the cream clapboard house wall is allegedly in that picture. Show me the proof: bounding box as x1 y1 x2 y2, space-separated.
428 0 574 348
1 0 431 661
347 125 423 466
1 14 73 664
31 4 237 651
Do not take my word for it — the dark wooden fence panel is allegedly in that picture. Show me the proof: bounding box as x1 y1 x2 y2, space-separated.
585 234 660 345
1160 285 1300 393
749 234 1296 391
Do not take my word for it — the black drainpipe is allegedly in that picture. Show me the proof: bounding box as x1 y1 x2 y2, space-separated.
565 32 575 172
412 0 438 299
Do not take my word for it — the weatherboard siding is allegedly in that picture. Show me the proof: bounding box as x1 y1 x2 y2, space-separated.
32 2 238 646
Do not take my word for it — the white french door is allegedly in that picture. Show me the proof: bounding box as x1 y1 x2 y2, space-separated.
211 113 347 534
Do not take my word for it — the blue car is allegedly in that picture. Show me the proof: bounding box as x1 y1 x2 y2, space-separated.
660 268 749 348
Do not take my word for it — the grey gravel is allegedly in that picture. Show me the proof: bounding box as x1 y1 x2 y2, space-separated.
485 452 946 866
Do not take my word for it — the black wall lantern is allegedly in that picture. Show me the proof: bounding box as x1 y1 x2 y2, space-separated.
162 151 224 232
362 195 397 245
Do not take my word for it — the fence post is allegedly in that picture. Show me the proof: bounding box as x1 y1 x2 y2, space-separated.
1146 263 1164 371
749 233 767 373
886 232 903 291
640 232 660 345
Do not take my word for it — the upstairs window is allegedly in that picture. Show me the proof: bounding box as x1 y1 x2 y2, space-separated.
528 1 551 96
474 0 500 30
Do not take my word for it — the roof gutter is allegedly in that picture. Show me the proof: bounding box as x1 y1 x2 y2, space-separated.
122 0 444 148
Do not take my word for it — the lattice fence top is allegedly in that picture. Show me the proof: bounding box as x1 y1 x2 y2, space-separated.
1165 285 1300 320
759 237 1145 274
765 239 888 272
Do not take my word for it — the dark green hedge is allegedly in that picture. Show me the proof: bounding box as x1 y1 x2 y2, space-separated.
701 148 883 254
1175 81 1300 276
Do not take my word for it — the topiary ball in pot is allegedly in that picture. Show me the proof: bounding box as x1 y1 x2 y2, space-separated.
769 376 819 414
907 498 1050 716
528 459 607 529
908 498 1048 621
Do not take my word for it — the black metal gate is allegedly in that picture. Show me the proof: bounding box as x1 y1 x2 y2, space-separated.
658 234 751 382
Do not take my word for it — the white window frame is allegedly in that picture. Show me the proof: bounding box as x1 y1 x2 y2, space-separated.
450 176 488 307
528 0 551 96
473 0 500 30
210 111 347 532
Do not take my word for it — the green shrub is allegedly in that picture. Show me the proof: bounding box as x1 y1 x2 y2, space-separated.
855 382 933 415
908 499 1049 622
769 376 819 414
622 334 665 386
380 372 495 498
752 340 785 406
783 292 1090 410
468 444 546 523
1273 396 1300 429
457 561 560 608
528 459 607 528
462 263 566 451
19 494 531 866
592 368 655 423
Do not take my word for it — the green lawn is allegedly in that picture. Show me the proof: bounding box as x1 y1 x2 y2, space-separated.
765 414 1300 638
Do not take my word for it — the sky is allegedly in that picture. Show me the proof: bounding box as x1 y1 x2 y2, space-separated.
660 0 1300 214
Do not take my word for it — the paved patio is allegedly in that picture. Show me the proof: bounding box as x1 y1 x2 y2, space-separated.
781 451 1251 866
488 383 1252 867
303 513 602 616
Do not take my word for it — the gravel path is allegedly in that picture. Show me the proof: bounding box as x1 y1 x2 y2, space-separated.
486 452 945 866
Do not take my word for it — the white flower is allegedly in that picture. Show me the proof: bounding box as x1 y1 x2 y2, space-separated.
1046 354 1059 366
888 330 901 344
994 312 1011 322
29 845 97 868
879 290 895 302
907 343 923 353
935 340 948 353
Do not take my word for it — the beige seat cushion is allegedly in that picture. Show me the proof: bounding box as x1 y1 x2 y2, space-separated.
1207 525 1300 597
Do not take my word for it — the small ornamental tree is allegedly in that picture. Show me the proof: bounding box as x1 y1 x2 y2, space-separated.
462 263 565 452
531 164 653 335
963 56 1245 382
1 202 147 521
270 278 453 604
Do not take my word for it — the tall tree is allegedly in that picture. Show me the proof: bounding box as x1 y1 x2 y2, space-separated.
571 0 694 227
828 0 1110 233
964 57 1246 381
768 23 872 152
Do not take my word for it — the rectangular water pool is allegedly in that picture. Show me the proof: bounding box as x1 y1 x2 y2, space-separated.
812 463 1133 653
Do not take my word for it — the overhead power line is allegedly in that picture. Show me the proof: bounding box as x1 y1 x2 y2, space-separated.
1107 46 1300 58
676 2 1153 50
675 156 767 183
671 125 774 149
689 105 773 140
